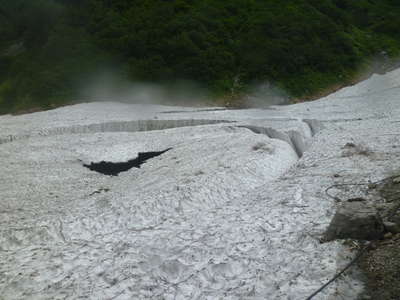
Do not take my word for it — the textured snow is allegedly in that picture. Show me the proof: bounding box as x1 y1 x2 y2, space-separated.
1 69 400 299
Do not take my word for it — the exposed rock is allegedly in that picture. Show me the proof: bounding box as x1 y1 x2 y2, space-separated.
324 201 384 241
376 203 392 211
384 232 393 239
344 142 356 148
383 221 400 234
347 197 366 202
389 214 400 226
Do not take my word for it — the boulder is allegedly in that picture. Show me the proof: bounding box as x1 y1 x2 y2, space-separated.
324 201 384 241
384 221 400 234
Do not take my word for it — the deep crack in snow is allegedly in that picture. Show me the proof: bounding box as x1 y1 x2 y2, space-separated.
0 119 232 144
83 148 172 176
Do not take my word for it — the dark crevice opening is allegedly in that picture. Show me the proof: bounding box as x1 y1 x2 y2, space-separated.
238 125 305 158
83 148 172 176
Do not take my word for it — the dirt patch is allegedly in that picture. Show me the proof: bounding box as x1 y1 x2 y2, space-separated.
359 235 400 300
358 175 400 300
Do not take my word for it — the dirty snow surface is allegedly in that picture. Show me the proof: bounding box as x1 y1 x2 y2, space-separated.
1 69 400 300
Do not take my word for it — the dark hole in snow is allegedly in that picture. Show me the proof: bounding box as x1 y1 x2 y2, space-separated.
83 148 172 176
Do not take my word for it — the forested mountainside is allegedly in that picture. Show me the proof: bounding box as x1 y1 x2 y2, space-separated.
1 0 400 113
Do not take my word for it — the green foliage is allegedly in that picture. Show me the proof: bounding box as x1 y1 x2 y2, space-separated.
1 0 400 113
87 0 400 99
0 0 110 113
0 80 13 112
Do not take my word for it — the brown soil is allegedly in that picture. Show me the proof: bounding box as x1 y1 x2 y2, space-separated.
358 175 400 300
359 235 400 300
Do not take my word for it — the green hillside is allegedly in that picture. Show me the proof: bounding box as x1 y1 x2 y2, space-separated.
1 0 400 113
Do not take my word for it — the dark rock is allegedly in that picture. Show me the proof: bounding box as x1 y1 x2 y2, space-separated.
389 214 400 225
376 203 392 211
347 197 366 202
384 221 400 234
324 202 384 241
384 232 393 239
344 142 356 148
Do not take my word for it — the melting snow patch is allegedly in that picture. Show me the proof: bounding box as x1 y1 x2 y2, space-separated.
2 69 400 299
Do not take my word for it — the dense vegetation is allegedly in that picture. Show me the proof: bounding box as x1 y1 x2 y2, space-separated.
1 0 400 113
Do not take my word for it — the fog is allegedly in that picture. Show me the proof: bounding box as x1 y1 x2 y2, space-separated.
78 71 291 109
244 81 290 107
78 71 214 107
76 53 400 110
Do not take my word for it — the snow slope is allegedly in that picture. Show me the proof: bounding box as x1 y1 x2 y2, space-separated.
1 69 400 299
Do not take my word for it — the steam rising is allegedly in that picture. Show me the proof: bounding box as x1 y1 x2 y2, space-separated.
77 54 400 109
245 82 290 107
78 71 293 109
79 72 212 107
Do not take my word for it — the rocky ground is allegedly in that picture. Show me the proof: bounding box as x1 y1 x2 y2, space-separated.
357 175 400 300
1 69 400 299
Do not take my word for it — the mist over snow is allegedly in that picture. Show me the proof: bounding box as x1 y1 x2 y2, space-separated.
245 81 290 107
78 71 213 107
